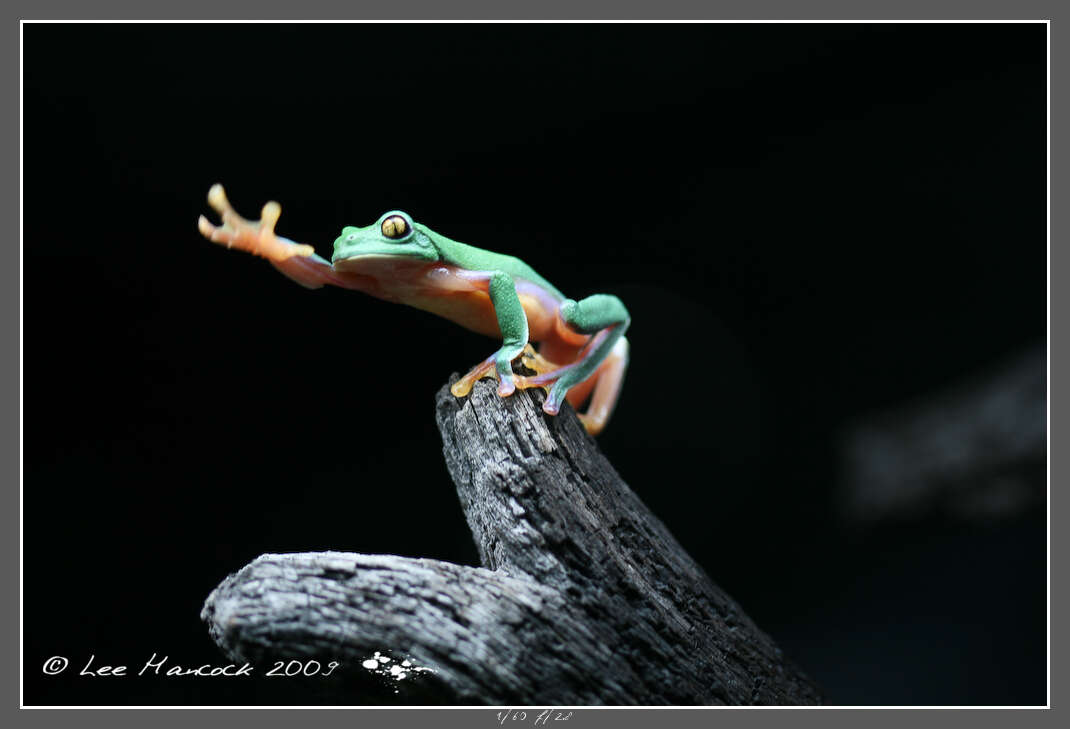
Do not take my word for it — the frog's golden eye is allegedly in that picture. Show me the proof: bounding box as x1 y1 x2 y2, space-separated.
381 215 409 239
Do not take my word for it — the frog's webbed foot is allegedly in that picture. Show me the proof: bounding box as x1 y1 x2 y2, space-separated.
197 183 315 263
451 345 556 399
451 338 629 436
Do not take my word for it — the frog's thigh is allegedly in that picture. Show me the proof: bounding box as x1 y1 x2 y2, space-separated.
560 294 629 334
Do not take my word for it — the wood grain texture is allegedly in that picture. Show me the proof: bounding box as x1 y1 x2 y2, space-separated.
202 375 822 705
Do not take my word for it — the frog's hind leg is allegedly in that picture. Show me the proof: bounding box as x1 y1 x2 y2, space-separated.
516 294 630 433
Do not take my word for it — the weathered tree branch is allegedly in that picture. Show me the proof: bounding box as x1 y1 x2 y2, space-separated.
202 376 822 705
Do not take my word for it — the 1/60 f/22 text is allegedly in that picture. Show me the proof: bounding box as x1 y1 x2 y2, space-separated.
496 709 572 725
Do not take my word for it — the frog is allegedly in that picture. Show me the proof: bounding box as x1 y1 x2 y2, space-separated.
197 184 630 435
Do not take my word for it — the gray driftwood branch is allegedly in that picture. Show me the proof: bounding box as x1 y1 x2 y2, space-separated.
202 376 822 705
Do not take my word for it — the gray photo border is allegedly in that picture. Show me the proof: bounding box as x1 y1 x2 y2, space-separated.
7 2 1058 729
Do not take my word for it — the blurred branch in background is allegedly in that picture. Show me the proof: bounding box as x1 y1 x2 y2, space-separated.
838 345 1046 525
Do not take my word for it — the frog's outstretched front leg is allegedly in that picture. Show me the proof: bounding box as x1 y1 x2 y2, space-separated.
198 184 314 262
197 183 344 289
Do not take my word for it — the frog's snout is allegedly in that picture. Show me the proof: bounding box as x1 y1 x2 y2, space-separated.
332 228 359 262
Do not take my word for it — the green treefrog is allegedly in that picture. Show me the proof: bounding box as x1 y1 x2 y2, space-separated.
197 185 630 434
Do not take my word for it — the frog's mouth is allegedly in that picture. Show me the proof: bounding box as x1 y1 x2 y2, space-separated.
332 252 432 276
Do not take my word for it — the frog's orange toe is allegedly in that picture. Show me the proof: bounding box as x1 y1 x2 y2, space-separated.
453 352 496 398
197 215 216 238
260 201 281 231
451 379 474 398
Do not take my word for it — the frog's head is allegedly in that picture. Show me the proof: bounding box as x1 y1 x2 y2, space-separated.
331 211 441 270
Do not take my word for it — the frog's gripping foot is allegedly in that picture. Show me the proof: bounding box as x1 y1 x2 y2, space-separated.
451 345 550 398
197 183 315 263
452 331 629 436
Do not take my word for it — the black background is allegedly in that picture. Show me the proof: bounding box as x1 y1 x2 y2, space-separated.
24 23 1046 705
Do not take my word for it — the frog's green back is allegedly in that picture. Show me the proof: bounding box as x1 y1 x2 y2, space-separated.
417 223 567 301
